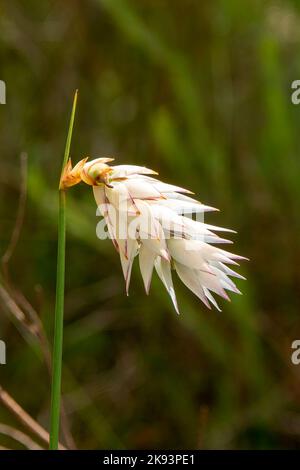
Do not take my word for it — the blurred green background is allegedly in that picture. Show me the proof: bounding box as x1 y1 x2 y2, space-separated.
1 0 300 450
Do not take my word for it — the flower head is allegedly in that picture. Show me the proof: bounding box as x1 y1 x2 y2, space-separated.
61 158 247 313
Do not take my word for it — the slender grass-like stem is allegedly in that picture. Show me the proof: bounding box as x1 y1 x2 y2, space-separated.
49 90 78 450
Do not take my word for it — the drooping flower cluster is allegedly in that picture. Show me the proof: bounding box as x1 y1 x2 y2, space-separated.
61 157 246 313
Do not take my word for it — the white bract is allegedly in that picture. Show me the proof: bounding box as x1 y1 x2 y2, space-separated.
61 157 247 313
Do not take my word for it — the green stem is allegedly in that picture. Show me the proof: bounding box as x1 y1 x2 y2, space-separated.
49 91 78 450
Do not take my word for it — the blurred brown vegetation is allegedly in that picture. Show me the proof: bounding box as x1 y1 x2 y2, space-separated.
1 0 300 449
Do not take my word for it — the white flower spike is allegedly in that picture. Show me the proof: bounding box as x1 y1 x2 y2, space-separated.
61 157 247 313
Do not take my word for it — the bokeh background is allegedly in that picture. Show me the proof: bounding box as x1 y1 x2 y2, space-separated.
1 0 300 450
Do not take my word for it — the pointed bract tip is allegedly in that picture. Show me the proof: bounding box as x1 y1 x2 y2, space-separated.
59 157 88 189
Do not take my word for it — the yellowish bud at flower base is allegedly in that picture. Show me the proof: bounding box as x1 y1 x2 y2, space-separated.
81 161 113 186
60 157 114 189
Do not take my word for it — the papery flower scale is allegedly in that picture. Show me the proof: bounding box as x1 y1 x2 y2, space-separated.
61 157 247 313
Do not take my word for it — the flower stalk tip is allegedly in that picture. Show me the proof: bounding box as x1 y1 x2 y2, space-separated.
49 90 78 450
